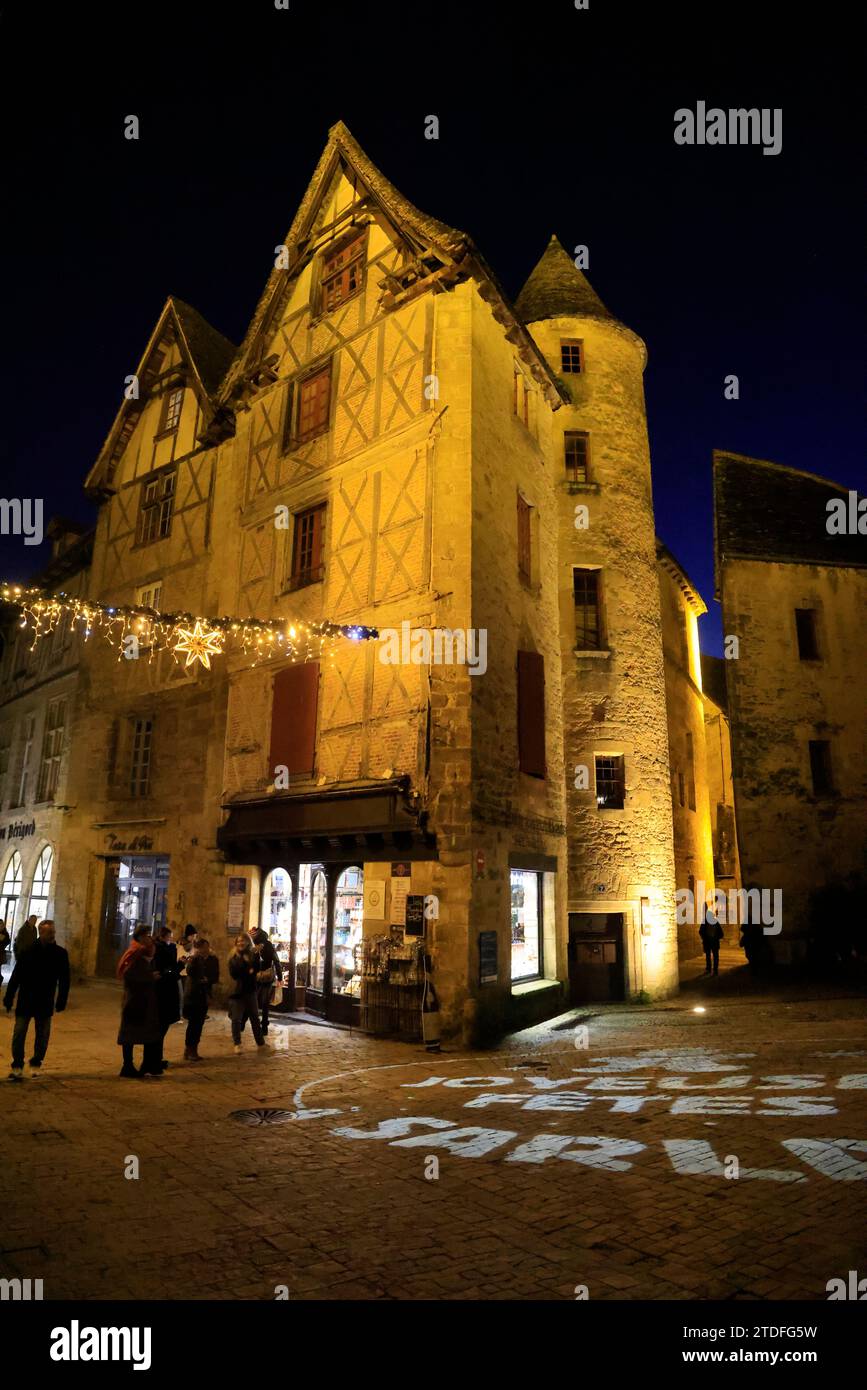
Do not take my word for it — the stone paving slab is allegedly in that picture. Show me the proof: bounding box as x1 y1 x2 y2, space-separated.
0 977 865 1300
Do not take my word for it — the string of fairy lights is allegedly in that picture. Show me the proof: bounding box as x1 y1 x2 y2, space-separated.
0 583 378 669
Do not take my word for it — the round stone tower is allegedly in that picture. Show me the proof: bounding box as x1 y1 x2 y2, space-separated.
515 236 678 999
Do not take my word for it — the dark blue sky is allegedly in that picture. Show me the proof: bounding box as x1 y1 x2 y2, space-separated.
2 0 863 655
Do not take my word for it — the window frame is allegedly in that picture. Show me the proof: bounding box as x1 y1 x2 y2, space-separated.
137 467 177 547
510 867 544 984
564 431 590 485
288 503 327 591
560 338 584 374
130 717 153 798
159 385 184 436
595 754 626 810
290 361 333 446
318 228 367 315
808 739 834 797
573 567 604 651
36 695 66 804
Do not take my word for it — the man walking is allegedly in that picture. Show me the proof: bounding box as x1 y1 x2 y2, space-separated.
182 937 219 1061
13 914 38 960
699 903 724 976
4 920 70 1080
251 925 280 1036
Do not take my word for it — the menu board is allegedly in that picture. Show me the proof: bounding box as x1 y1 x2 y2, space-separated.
390 875 408 927
226 876 247 934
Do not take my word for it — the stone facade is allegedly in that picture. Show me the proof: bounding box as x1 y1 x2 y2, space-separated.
714 451 867 960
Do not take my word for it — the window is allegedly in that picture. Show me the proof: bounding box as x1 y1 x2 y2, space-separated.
320 231 365 313
36 696 66 803
16 715 35 807
0 850 22 933
565 431 589 484
517 650 546 778
130 718 153 797
296 364 332 443
686 731 696 811
809 739 834 796
28 845 53 921
517 494 532 584
795 608 820 660
160 386 184 434
138 469 176 545
136 582 163 611
596 754 625 809
511 868 543 982
560 339 584 373
289 505 326 589
574 568 603 650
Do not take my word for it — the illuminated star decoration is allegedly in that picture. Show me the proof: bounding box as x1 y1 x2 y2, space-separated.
172 619 225 669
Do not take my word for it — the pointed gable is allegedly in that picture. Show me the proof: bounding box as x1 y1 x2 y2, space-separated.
515 235 619 325
85 297 236 496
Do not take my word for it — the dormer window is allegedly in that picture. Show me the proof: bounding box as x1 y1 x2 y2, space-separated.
320 230 366 313
138 469 176 545
161 386 184 434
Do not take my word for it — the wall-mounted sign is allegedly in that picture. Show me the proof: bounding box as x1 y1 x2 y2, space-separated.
226 876 247 934
390 862 411 878
405 895 426 937
105 832 154 853
479 930 498 985
0 820 36 841
390 875 409 927
475 850 485 879
364 880 387 920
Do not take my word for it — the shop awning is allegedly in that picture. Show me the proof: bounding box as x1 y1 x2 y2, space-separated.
217 777 437 865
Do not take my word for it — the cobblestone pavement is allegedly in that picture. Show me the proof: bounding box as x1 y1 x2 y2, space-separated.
0 964 865 1301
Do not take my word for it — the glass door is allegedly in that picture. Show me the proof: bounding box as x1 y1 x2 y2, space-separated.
330 866 363 1020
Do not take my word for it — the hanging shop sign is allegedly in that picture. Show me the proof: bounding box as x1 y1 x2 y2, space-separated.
104 832 154 853
390 873 409 927
226 876 248 934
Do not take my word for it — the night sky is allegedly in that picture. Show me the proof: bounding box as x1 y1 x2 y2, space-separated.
2 1 863 654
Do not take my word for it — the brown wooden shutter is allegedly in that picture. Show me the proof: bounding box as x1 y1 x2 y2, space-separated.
517 495 531 582
269 662 319 777
517 650 546 778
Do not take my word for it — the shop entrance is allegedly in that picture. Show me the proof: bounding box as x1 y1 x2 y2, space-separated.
261 862 364 1025
99 855 170 975
567 912 625 1002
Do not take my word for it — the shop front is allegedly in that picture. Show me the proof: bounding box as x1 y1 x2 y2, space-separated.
262 862 364 1024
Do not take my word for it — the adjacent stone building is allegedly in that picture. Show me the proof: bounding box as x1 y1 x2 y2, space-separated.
700 652 741 896
713 450 867 960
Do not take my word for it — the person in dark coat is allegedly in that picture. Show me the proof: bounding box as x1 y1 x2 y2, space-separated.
179 924 198 972
153 925 180 1068
699 904 724 976
228 934 266 1053
13 914 39 960
117 924 162 1079
251 926 281 1036
182 938 220 1061
4 920 69 1080
0 919 10 974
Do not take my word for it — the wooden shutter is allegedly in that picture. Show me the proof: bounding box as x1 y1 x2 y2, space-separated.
269 663 319 777
517 494 531 582
517 650 546 778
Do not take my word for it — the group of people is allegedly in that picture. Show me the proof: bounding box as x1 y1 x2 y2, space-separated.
1 914 70 1080
0 913 284 1081
116 923 282 1079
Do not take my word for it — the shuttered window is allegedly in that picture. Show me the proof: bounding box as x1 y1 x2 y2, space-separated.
296 364 332 443
320 231 366 312
270 662 319 779
517 494 532 584
517 650 546 778
574 568 602 649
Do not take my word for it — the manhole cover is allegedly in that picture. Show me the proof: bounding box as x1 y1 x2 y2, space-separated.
229 1108 296 1126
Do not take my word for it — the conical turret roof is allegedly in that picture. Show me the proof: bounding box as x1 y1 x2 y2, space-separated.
515 235 618 325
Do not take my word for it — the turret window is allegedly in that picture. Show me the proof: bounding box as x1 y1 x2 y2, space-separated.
560 339 584 373
565 431 590 483
573 567 603 650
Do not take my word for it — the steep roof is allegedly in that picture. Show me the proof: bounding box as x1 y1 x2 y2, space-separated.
515 235 619 325
656 539 707 615
713 450 867 577
221 121 567 408
85 297 237 495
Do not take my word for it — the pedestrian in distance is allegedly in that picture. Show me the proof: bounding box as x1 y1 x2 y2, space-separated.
0 919 10 978
179 923 198 969
153 924 181 1070
227 933 266 1054
4 920 70 1081
251 925 281 1036
699 903 724 976
117 923 163 1079
182 937 220 1061
13 914 39 960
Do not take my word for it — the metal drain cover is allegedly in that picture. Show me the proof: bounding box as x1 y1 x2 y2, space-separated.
229 1108 296 1126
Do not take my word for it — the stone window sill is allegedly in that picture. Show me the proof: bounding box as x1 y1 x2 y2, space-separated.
574 648 611 659
511 978 560 997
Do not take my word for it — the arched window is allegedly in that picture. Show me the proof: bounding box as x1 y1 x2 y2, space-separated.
308 871 328 993
0 851 22 933
332 866 363 997
262 867 293 969
28 845 54 921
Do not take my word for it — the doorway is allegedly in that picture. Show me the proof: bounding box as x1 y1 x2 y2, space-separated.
260 861 363 1024
567 912 625 1002
99 855 170 974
